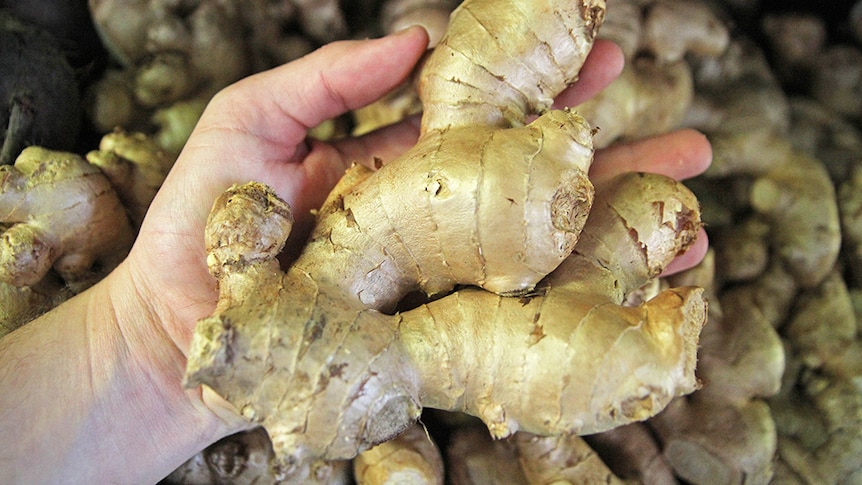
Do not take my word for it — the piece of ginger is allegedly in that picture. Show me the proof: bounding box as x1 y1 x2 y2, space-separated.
86 129 175 228
0 146 135 292
770 270 862 484
184 170 704 477
571 0 730 149
446 423 632 484
685 36 842 289
354 423 444 485
183 0 706 478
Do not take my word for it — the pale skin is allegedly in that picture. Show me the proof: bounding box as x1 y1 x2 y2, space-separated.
0 27 710 484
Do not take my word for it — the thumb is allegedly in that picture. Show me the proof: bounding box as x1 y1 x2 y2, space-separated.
153 27 430 232
190 26 431 167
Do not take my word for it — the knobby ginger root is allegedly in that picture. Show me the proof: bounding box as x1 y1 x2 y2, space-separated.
638 0 730 64
86 0 318 153
89 0 249 87
353 423 444 485
684 36 842 289
572 0 730 149
0 146 135 293
601 249 785 484
769 270 862 484
86 129 175 228
446 423 631 484
597 0 730 64
0 132 171 337
747 151 841 288
183 0 706 478
184 171 704 477
649 276 785 484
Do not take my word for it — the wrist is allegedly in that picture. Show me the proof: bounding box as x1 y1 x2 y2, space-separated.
3 263 249 483
81 265 251 482
95 262 249 431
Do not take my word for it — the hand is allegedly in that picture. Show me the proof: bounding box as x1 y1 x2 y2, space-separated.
0 27 710 484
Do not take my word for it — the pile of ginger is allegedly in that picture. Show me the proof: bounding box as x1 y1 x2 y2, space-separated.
3 0 862 484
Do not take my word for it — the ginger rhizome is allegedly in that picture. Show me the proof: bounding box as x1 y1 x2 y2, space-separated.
86 129 175 228
85 0 337 155
186 170 704 479
770 270 862 484
445 421 631 484
573 0 730 149
0 146 135 293
183 0 706 479
354 423 445 485
684 35 842 290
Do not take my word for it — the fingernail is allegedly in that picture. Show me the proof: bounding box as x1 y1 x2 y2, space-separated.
392 24 428 39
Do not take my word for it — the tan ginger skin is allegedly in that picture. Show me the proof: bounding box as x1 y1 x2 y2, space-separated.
354 423 445 485
86 129 175 229
0 146 134 291
446 424 631 484
183 0 706 478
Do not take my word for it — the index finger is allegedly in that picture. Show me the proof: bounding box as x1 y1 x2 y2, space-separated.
589 129 713 184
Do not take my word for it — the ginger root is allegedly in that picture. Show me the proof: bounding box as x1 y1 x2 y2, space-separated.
684 36 842 289
85 0 321 154
0 146 134 292
184 170 704 477
769 270 862 484
648 255 786 484
572 0 730 149
354 423 444 485
86 129 175 228
446 423 632 484
183 0 705 479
